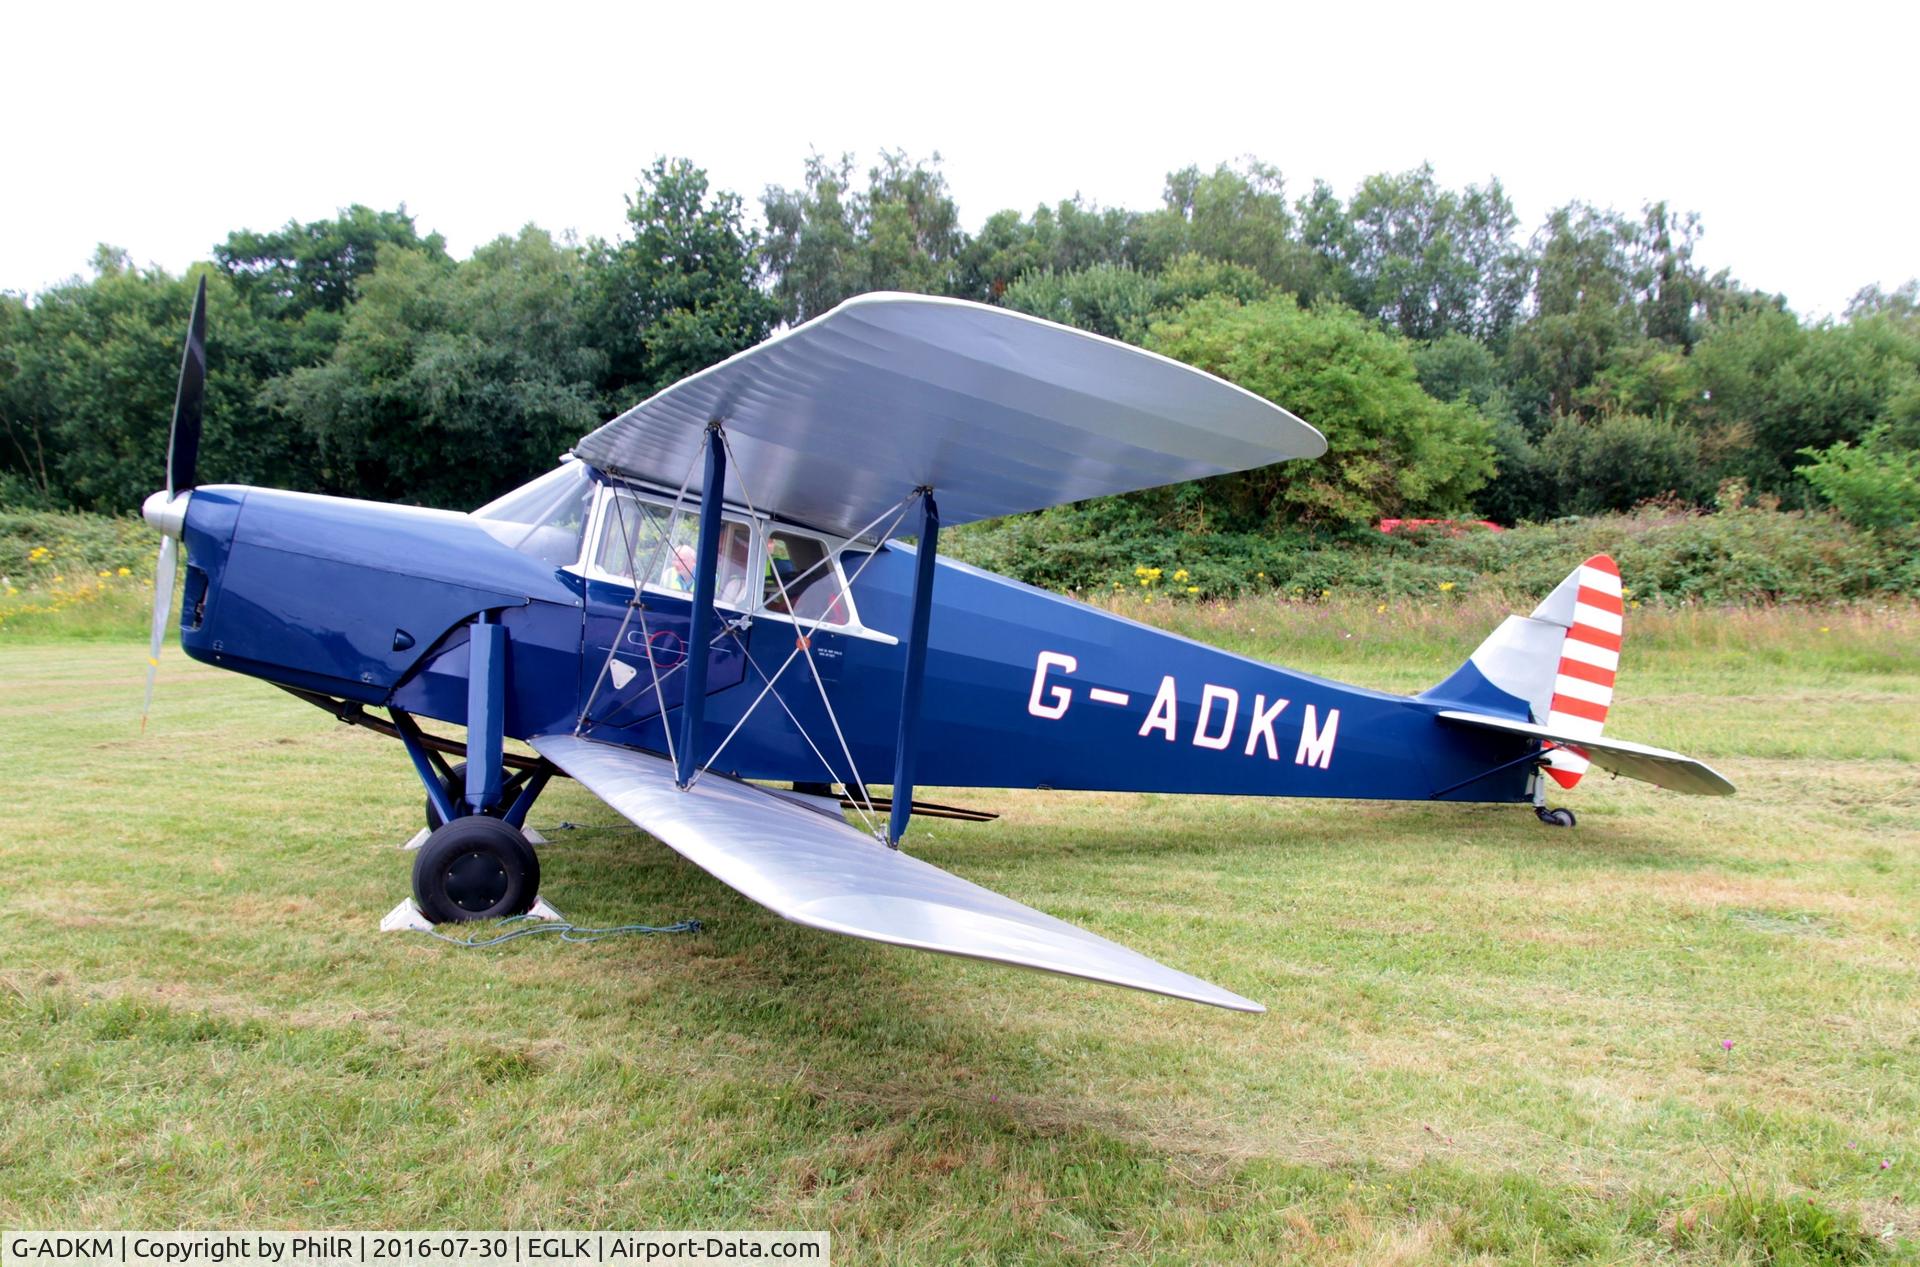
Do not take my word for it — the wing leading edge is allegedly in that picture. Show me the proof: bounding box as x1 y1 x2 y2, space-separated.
530 734 1263 1012
571 293 1325 541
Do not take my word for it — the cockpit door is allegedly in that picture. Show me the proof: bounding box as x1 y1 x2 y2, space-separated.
577 486 751 734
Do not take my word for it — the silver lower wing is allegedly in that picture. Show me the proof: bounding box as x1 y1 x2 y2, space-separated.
531 735 1262 1012
1435 710 1736 796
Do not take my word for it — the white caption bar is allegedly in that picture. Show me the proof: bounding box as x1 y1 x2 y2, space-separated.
5 1234 828 1267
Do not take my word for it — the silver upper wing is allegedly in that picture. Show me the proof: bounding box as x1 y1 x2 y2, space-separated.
571 293 1324 540
531 734 1263 1011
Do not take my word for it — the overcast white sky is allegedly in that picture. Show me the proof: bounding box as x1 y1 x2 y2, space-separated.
7 1 1913 318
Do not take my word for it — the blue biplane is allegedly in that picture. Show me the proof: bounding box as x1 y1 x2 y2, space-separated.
140 281 1733 1012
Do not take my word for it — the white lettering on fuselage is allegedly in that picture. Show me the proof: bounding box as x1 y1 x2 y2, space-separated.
1026 651 1338 768
1028 650 1077 718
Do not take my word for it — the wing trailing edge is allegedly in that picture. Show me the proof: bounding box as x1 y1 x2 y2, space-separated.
530 734 1263 1012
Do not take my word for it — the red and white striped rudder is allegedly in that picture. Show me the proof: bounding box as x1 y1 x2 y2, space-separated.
1538 554 1622 788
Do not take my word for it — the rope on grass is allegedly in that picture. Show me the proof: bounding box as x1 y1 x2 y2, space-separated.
418 915 702 948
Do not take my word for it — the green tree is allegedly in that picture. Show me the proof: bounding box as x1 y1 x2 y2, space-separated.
1691 306 1920 499
954 197 1136 301
1533 412 1709 514
1798 424 1920 527
1143 295 1496 526
1413 332 1512 420
215 205 446 324
591 158 778 409
1323 164 1529 343
1131 160 1323 296
1503 204 1640 424
270 228 608 508
2 250 312 512
1001 254 1270 343
761 152 965 322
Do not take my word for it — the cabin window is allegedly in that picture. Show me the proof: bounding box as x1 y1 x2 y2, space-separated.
761 530 851 626
472 461 594 566
593 490 754 607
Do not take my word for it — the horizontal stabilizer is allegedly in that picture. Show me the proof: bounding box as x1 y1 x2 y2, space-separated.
1435 710 1735 796
531 735 1262 1011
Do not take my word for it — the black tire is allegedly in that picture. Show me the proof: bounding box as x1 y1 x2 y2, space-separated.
412 816 541 923
425 760 511 828
1535 806 1577 828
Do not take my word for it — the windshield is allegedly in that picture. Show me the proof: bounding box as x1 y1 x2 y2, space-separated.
472 462 594 566
594 488 755 608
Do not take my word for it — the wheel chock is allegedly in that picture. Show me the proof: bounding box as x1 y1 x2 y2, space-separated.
380 897 435 932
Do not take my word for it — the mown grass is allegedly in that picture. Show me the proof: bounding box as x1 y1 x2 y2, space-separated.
0 591 1915 1263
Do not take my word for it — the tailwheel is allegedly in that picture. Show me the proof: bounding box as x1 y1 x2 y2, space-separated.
412 816 541 923
1535 806 1577 828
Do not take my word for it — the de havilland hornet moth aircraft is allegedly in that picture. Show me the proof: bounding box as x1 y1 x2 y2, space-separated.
139 280 1734 1013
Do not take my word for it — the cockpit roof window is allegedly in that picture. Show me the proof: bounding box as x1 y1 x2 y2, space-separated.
472 461 594 566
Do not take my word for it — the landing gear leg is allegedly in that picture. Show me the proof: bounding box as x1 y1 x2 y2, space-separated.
1528 766 1576 827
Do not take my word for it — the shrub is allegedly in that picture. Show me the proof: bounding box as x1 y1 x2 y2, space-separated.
944 502 1919 604
1798 424 1920 528
1533 412 1710 515
1143 295 1497 527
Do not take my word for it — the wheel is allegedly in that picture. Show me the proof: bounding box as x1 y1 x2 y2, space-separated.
411 816 541 923
425 760 511 828
1535 806 1577 828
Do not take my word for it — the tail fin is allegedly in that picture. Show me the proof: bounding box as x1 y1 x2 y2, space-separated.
1422 554 1623 788
1533 555 1622 788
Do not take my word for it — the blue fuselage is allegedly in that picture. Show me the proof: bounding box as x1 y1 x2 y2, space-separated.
175 479 1534 805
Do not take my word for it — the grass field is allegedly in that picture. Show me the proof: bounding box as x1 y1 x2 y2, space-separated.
1 595 1915 1264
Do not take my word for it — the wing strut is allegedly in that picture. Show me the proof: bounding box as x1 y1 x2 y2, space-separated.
676 422 728 787
628 423 951 845
887 490 939 846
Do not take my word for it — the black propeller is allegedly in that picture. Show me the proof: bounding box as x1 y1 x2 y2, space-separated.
166 274 207 496
143 275 208 728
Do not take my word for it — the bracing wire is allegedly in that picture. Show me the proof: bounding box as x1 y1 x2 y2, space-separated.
698 503 914 794
699 429 918 836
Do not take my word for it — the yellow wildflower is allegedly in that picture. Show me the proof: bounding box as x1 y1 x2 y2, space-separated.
51 575 63 584
1138 578 1150 587
1439 581 1456 592
1376 603 1386 613
1319 588 1329 598
1186 585 1199 594
29 546 49 560
98 570 110 578
1173 569 1189 582
1819 625 1830 633
1134 566 1148 577
1255 571 1266 580
117 566 131 577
